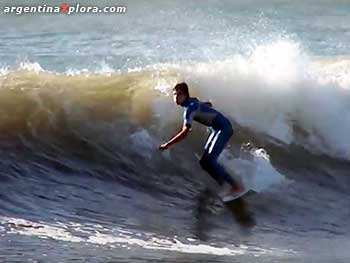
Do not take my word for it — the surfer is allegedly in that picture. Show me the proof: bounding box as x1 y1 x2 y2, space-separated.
159 82 244 200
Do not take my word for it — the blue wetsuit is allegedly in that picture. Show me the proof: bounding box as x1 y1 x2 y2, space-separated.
181 97 236 186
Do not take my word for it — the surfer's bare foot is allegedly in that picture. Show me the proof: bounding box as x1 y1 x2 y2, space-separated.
219 183 245 200
230 183 244 195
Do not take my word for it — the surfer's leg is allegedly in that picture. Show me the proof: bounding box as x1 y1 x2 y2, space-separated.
200 128 236 186
200 153 225 185
207 128 237 186
206 130 230 156
200 130 225 184
200 127 243 188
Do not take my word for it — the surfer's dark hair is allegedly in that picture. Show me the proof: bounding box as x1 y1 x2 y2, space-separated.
173 82 189 97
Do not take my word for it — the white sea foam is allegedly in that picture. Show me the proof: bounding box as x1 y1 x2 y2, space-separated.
220 147 290 193
1 216 289 257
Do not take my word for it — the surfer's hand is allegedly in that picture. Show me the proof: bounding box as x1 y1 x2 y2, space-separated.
159 143 169 151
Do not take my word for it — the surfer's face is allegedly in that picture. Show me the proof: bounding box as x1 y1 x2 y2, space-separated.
173 90 186 105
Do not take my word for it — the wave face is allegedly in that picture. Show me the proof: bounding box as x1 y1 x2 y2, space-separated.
3 40 349 158
0 41 350 262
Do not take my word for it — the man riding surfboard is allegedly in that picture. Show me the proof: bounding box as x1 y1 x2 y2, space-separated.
159 82 244 201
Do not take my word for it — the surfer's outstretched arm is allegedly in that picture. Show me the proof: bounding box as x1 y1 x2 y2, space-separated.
159 126 190 151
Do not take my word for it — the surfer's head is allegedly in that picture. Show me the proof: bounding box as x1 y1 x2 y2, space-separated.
173 82 189 106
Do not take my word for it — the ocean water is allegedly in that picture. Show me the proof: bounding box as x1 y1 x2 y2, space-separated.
0 0 350 262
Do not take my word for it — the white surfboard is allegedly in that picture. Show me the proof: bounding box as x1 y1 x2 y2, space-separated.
217 182 250 203
219 188 250 203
